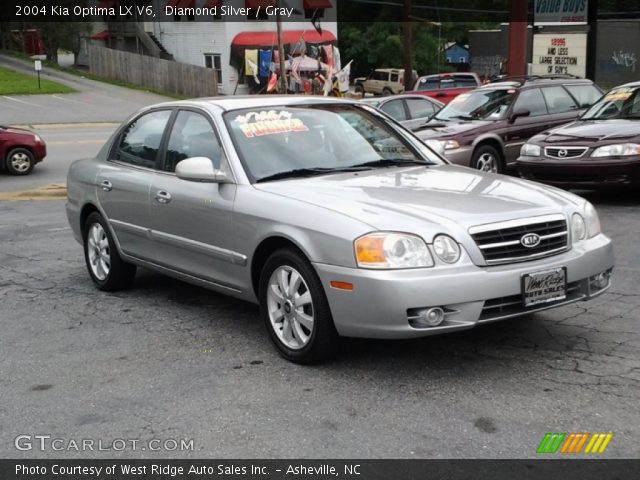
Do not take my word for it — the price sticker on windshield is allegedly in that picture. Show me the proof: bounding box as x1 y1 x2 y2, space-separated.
234 110 309 138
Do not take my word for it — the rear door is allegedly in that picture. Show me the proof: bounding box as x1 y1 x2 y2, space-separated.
96 109 172 261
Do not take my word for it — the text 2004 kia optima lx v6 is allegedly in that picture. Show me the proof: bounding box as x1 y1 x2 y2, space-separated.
66 97 614 363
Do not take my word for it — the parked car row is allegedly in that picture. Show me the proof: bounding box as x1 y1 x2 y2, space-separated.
363 74 640 189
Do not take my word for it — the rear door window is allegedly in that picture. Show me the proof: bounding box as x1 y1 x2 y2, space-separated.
116 110 172 169
405 98 436 119
565 84 602 108
380 99 408 121
541 86 579 114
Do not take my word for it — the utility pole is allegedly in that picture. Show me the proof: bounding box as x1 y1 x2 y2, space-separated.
276 0 287 93
402 0 413 89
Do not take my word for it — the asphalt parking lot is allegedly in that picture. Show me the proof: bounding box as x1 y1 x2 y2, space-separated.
1 189 638 459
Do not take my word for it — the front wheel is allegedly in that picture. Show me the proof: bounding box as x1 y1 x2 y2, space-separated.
259 248 339 363
471 145 503 173
83 212 136 291
5 148 34 175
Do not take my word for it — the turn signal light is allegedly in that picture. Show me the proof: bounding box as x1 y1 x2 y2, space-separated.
330 281 354 291
355 236 386 264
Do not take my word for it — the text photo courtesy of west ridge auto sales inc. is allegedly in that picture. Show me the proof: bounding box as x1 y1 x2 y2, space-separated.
0 0 639 479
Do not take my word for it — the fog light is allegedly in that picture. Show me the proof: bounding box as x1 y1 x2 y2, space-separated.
420 307 445 327
590 270 611 291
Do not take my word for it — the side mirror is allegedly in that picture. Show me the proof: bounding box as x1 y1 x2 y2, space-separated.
175 157 230 183
509 108 530 123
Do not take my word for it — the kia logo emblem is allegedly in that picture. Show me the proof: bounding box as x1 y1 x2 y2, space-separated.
521 233 541 248
558 149 568 157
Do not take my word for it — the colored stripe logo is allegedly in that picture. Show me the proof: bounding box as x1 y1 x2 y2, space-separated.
537 433 613 454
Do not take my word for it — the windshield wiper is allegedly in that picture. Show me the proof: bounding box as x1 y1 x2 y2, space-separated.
256 166 371 183
449 114 476 121
349 158 434 169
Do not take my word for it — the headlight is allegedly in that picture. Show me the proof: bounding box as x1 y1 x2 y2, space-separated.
584 201 601 238
433 234 461 263
33 134 43 144
355 233 434 269
437 139 460 150
424 139 445 155
520 143 541 157
571 213 586 242
591 143 640 157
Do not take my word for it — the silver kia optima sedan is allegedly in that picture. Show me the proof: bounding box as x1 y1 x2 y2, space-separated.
66 96 614 363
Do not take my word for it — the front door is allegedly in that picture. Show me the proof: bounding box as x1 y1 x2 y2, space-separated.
148 109 241 289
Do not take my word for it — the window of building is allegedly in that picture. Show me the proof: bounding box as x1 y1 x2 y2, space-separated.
459 56 466 63
204 53 222 84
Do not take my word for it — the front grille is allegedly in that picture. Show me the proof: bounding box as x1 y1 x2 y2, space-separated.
544 146 588 159
470 214 569 265
479 281 583 321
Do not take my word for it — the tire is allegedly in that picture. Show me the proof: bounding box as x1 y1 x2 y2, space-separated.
5 148 35 175
471 144 503 173
354 84 364 95
382 87 393 96
259 248 339 364
83 212 136 291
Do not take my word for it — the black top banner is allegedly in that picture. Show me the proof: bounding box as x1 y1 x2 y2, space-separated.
2 459 640 480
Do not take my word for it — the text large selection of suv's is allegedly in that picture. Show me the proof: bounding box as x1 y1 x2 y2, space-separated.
413 76 603 173
518 81 640 188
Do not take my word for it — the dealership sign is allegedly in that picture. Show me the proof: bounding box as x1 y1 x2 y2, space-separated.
534 0 588 25
531 33 587 77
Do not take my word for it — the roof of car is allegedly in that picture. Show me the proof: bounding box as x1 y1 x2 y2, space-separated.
152 95 357 112
482 76 594 90
616 81 640 89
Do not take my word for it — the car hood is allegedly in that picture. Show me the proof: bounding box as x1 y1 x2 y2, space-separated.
0 125 35 137
254 165 582 238
541 119 640 143
414 120 493 140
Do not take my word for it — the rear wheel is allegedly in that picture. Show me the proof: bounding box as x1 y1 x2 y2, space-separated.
5 148 34 175
259 248 339 363
83 212 136 291
354 84 364 95
382 87 393 96
471 145 503 173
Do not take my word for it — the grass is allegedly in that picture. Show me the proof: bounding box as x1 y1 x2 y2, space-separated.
0 66 75 95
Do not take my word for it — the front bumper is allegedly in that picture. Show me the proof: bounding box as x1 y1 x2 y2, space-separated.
517 156 640 187
314 233 614 339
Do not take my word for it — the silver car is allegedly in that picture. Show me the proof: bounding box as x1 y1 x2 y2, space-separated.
66 96 614 363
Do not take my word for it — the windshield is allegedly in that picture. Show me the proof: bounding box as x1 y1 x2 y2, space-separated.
434 89 516 121
581 87 640 120
224 104 443 182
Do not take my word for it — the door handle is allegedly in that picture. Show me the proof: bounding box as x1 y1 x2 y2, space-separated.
155 190 172 204
100 180 113 192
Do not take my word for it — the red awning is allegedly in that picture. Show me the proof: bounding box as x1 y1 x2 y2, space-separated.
245 0 276 8
166 0 194 8
90 30 110 41
303 0 332 9
232 30 336 46
203 0 222 8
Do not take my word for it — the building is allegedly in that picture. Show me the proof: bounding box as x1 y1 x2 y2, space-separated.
444 42 469 66
88 0 338 95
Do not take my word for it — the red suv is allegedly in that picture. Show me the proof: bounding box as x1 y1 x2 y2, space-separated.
0 125 47 175
406 73 481 104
